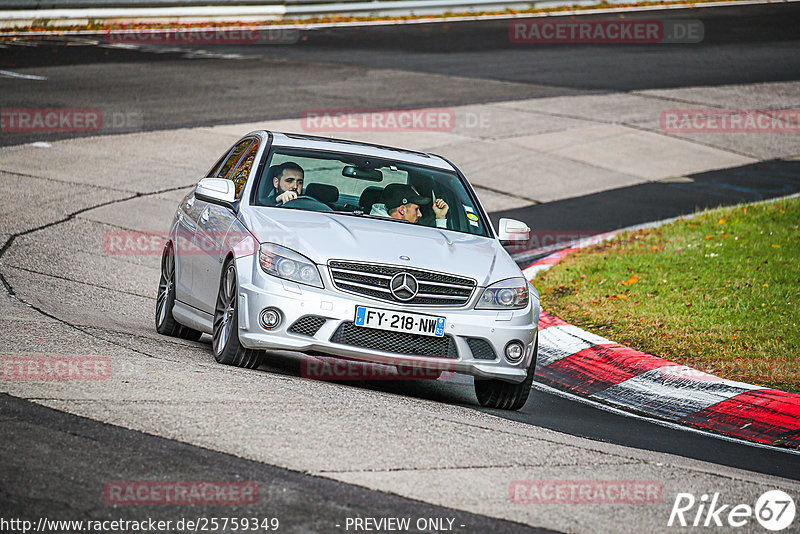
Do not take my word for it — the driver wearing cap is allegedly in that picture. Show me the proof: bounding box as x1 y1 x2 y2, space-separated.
370 183 449 228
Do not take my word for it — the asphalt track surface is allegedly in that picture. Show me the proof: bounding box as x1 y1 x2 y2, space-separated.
1 393 550 533
494 158 800 239
1 2 799 147
2 2 800 531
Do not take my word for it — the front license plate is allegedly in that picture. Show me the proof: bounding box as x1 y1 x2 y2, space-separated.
354 306 445 337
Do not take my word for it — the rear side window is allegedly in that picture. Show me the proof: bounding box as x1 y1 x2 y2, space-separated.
229 140 260 198
216 139 254 181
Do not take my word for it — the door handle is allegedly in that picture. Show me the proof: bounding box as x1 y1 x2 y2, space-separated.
200 208 210 223
185 197 195 209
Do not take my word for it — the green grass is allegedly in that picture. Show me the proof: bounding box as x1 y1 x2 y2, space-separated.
533 197 800 393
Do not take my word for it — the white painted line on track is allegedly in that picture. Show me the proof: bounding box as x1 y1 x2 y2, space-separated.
0 70 47 80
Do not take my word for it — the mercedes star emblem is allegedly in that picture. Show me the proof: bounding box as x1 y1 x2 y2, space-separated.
390 272 418 301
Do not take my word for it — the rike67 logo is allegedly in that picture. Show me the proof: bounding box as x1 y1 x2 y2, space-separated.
668 490 795 531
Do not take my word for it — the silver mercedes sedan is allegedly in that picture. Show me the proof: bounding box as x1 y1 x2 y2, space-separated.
155 131 540 410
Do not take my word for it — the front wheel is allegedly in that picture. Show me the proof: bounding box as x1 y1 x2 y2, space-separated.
474 337 538 410
212 260 264 369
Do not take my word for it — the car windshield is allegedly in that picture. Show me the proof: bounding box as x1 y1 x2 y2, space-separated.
252 147 491 238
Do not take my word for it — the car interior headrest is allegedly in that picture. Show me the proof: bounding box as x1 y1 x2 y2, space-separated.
359 186 383 211
306 183 339 204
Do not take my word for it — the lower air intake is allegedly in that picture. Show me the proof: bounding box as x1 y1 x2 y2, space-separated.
466 338 497 360
288 316 327 337
330 322 458 359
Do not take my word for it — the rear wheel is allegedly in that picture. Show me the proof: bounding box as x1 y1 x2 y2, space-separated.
155 244 202 341
212 260 264 369
474 337 538 410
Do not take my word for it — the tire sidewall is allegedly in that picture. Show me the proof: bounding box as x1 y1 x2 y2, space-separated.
155 244 177 334
213 260 242 363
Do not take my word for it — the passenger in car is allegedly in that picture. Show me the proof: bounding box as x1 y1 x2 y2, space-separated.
262 162 305 206
370 183 449 228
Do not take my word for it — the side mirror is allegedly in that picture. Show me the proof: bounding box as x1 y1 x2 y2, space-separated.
498 218 530 246
195 178 236 210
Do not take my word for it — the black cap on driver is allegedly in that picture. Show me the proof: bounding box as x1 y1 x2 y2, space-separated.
383 183 431 211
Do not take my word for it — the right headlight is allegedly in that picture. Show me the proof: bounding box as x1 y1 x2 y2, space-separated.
475 277 529 310
259 243 323 288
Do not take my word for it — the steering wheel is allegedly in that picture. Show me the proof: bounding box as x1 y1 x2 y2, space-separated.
281 195 333 212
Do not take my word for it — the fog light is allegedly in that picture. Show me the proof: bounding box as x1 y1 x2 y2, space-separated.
259 308 282 330
504 341 524 363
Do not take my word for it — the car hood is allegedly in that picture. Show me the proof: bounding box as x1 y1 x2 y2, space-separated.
242 208 522 286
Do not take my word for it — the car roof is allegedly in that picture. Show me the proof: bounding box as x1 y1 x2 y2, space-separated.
260 131 455 171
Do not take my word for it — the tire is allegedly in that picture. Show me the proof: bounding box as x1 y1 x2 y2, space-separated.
474 337 538 410
212 259 264 369
155 244 203 341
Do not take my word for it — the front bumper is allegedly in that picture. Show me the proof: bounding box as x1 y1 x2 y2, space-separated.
235 255 539 383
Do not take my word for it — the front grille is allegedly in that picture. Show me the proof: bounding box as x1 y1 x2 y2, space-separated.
330 322 458 359
288 316 326 337
467 338 497 360
329 260 475 306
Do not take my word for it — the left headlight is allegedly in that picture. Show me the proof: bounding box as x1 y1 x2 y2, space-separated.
259 243 323 288
475 277 529 310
